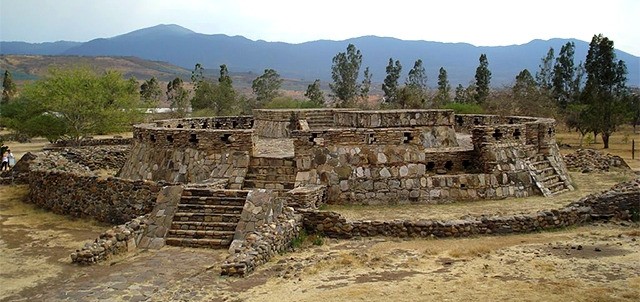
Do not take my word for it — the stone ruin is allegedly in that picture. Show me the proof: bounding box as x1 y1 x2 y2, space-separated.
119 109 574 203
5 108 639 276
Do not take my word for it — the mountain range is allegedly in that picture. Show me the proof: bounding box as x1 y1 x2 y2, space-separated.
2 24 638 87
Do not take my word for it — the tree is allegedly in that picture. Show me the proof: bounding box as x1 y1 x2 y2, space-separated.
454 84 476 103
536 47 555 91
406 59 427 91
140 76 162 107
2 67 143 143
2 70 17 104
166 77 189 117
252 69 282 107
396 85 426 109
329 44 364 107
581 34 629 148
382 58 402 105
434 67 451 106
474 54 491 104
513 69 537 98
214 64 238 115
304 79 325 107
360 67 372 101
552 42 576 109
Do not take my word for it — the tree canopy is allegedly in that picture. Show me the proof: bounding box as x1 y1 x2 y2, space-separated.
252 68 282 107
0 67 143 143
579 34 629 148
474 54 491 104
2 70 17 105
330 44 365 107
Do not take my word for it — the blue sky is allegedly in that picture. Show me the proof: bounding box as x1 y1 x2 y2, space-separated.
1 0 638 56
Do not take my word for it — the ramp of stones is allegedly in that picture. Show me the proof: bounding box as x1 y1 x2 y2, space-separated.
165 188 249 249
529 154 572 196
243 157 296 190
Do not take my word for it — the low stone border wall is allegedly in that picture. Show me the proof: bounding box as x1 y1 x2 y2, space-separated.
49 138 133 147
285 185 326 209
300 179 639 239
29 170 165 224
221 189 302 277
71 215 149 264
220 208 301 277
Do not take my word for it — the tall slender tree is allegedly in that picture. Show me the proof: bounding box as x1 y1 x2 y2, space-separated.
2 70 17 105
166 77 189 117
382 58 402 104
305 79 325 106
360 67 372 101
513 69 537 98
552 42 576 109
140 76 162 107
474 54 491 104
581 34 628 148
329 44 364 107
536 47 555 91
406 59 427 91
434 67 451 106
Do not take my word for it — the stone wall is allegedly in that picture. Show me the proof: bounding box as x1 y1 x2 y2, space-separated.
252 108 348 138
291 137 534 204
454 114 539 134
118 124 252 185
222 189 302 276
45 146 130 171
71 215 149 264
334 109 454 128
285 185 327 209
154 116 254 130
29 170 164 224
300 179 639 239
49 137 133 147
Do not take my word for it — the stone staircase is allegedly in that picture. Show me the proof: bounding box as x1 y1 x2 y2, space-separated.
243 157 296 191
165 188 248 249
527 154 573 196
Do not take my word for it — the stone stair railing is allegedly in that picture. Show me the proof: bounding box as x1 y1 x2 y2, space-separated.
526 154 573 196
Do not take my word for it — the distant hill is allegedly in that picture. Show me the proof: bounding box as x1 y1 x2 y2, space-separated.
2 24 639 87
0 54 191 82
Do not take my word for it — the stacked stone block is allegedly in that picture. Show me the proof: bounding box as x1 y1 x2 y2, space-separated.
165 189 248 248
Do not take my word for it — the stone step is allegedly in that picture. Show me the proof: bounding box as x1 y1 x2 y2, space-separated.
550 188 570 196
182 188 250 198
172 212 240 223
165 237 232 248
532 160 551 169
179 195 247 206
542 175 561 183
546 181 567 192
166 229 235 240
246 166 296 174
170 221 238 232
536 167 555 177
243 173 296 182
249 158 295 167
243 179 294 190
176 203 244 214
